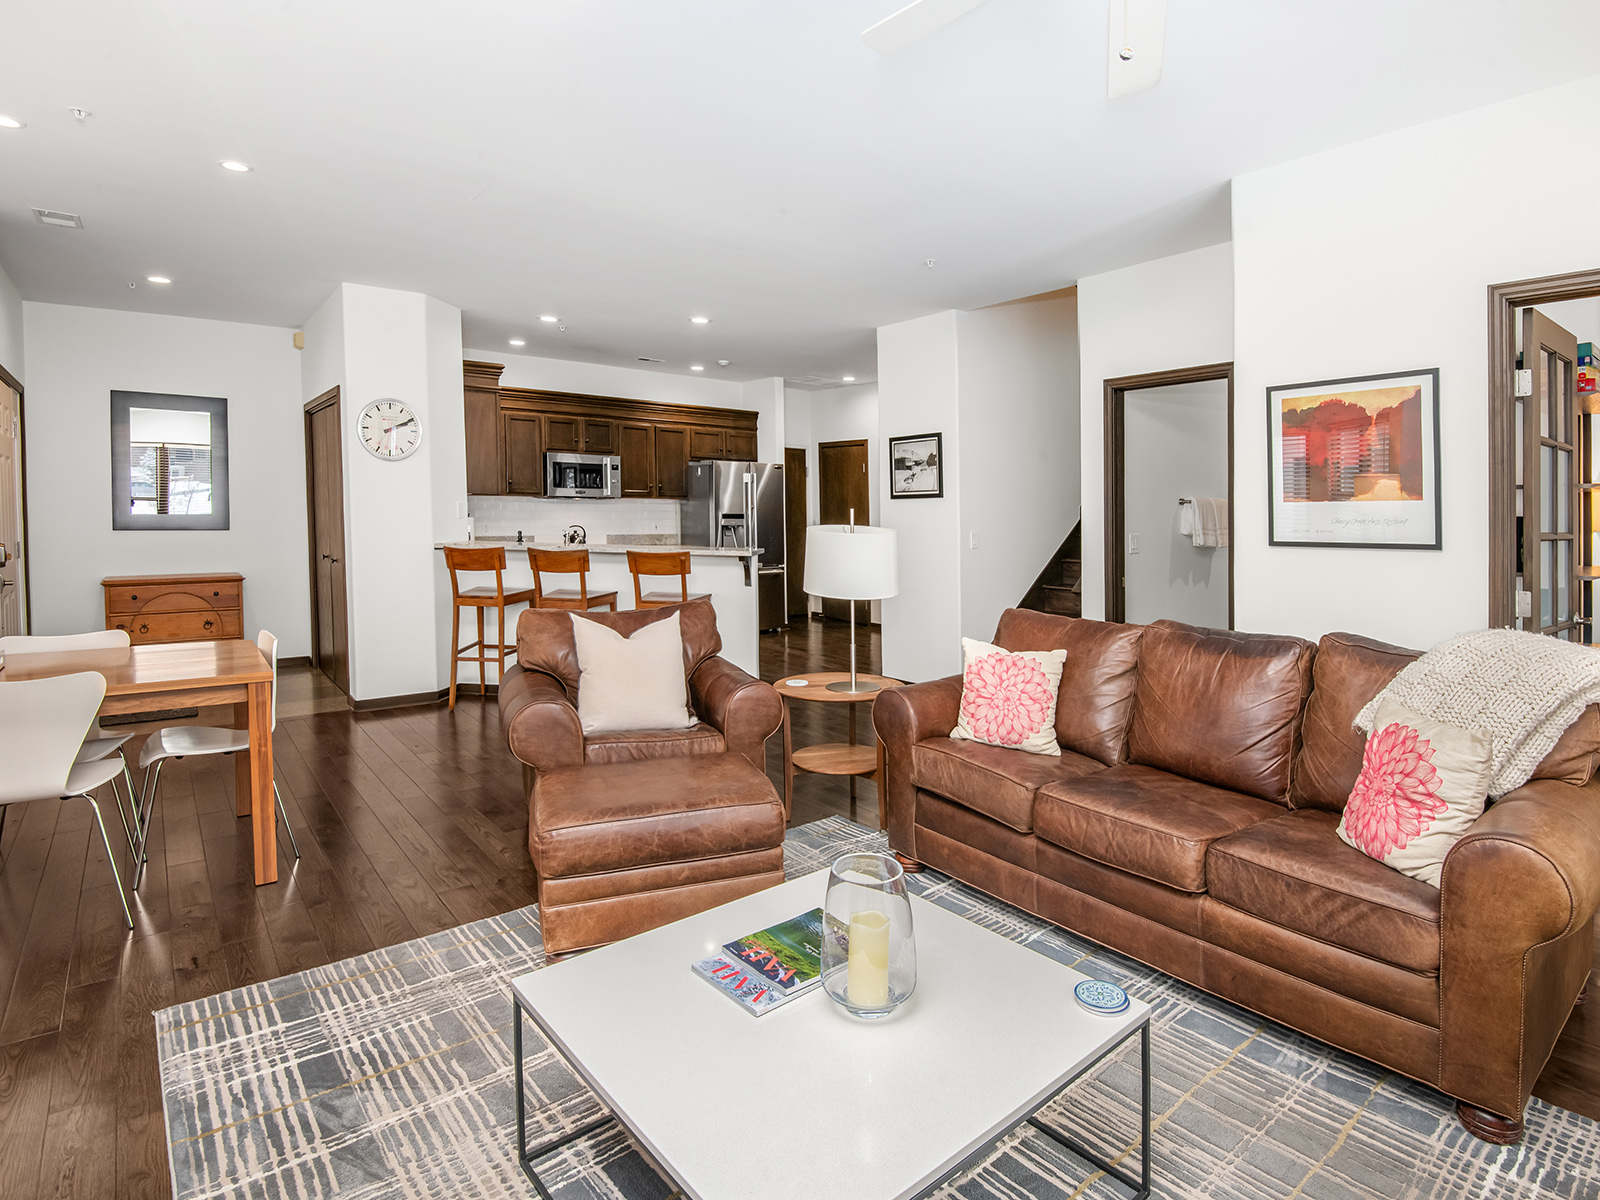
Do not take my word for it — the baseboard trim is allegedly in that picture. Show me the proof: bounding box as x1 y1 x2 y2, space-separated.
349 686 489 712
278 655 312 669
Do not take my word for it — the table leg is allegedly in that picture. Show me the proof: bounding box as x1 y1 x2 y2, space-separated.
781 696 794 820
248 679 278 885
233 701 252 817
848 702 857 802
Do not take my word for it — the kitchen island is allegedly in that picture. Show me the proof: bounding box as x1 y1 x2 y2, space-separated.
434 538 762 677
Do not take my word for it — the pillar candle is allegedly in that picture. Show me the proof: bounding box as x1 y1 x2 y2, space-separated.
848 910 890 1008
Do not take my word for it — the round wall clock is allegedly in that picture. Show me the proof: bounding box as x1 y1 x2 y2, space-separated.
358 399 422 461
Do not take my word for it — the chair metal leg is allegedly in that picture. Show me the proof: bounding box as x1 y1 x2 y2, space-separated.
131 759 167 892
106 751 138 855
82 793 134 930
273 782 302 859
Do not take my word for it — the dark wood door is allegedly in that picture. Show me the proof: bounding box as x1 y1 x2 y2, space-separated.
545 414 580 453
689 427 725 460
726 428 758 460
784 446 808 618
583 419 619 455
818 438 871 622
505 413 544 494
305 388 349 693
655 425 690 498
620 422 654 496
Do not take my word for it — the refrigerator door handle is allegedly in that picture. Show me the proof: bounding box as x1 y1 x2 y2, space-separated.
745 474 756 553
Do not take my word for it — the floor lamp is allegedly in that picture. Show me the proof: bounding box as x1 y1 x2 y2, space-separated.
803 511 898 694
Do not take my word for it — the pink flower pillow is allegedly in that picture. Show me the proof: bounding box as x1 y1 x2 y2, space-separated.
949 638 1067 757
1336 698 1493 888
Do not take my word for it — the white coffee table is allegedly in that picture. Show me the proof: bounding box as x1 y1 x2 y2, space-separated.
510 870 1152 1200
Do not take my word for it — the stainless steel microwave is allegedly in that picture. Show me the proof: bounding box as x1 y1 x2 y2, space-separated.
545 451 621 499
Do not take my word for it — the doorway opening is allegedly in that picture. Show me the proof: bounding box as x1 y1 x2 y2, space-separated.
1489 269 1600 637
817 438 872 624
784 446 809 620
304 387 350 693
0 362 28 637
1104 363 1235 627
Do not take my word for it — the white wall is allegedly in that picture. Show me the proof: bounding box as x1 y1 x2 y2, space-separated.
740 377 786 464
1123 381 1230 627
0 258 21 383
334 284 466 702
877 311 962 682
784 382 883 617
956 292 1079 645
1078 243 1234 619
1232 73 1600 649
22 302 309 649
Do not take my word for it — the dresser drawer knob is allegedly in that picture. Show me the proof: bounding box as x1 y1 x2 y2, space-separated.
203 619 214 631
131 594 138 601
139 624 149 635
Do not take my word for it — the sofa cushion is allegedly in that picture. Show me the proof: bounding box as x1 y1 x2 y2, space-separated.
912 737 1104 833
1035 764 1283 893
1207 808 1441 974
992 609 1144 766
584 722 726 765
1530 704 1600 786
1127 622 1314 803
517 599 722 698
1291 631 1418 812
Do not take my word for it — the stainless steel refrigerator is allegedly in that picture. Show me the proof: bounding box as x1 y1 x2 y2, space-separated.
682 460 787 631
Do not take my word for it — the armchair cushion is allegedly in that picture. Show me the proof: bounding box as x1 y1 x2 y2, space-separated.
585 724 726 764
517 599 722 698
569 609 695 734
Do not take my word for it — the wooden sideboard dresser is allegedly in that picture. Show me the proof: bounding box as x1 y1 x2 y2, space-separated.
103 572 244 644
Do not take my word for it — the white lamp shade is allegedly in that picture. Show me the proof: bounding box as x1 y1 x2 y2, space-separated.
803 524 898 600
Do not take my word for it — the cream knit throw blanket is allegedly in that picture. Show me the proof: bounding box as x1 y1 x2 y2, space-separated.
1355 628 1600 798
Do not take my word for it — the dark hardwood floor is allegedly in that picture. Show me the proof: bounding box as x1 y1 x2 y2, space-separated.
0 615 1594 1198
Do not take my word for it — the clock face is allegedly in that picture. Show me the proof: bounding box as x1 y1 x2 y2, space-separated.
359 399 422 461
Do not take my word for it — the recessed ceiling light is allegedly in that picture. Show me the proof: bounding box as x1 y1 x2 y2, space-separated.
539 314 558 323
0 116 23 130
146 275 172 284
219 160 252 172
689 316 710 325
842 376 855 382
690 365 705 371
508 338 525 346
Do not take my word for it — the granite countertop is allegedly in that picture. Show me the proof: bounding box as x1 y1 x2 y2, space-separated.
434 537 757 558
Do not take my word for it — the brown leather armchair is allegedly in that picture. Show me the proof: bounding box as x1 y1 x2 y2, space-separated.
500 599 783 779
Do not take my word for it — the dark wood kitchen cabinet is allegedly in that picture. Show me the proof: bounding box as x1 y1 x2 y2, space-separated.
503 412 544 495
461 361 760 498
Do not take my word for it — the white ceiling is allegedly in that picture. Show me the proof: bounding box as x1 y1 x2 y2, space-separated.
1 1 1595 384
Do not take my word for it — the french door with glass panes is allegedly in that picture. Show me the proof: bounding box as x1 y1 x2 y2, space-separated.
1519 308 1582 640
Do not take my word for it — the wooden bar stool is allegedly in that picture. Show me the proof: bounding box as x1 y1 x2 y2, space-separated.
444 545 535 709
529 548 618 612
627 550 710 609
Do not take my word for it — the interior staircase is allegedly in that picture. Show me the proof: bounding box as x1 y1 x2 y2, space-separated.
1018 521 1082 618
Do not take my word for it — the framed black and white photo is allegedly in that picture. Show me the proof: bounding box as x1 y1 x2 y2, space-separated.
889 432 943 499
1267 368 1441 549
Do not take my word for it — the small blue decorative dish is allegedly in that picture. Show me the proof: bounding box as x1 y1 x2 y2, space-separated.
1073 978 1130 1016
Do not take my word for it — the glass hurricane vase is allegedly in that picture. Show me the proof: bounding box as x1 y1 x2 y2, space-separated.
821 852 916 1018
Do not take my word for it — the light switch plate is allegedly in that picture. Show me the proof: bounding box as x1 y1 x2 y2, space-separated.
1128 533 1141 554
969 531 979 549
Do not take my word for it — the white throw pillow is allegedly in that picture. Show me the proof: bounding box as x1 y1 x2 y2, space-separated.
949 637 1067 757
1336 697 1493 888
569 612 696 735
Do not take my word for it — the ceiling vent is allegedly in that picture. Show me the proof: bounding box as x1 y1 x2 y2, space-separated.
635 356 665 364
32 207 83 228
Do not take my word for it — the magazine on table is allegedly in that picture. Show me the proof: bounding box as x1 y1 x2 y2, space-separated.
691 908 825 1016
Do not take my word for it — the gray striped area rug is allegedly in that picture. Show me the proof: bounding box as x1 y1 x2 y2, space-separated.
157 816 1600 1199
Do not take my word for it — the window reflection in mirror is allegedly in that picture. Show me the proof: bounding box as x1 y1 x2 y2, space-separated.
111 391 230 530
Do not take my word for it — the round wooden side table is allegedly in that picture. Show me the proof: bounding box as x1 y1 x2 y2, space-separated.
774 671 902 829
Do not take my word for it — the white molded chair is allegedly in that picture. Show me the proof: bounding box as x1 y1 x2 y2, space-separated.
132 630 300 889
0 630 139 853
0 671 135 928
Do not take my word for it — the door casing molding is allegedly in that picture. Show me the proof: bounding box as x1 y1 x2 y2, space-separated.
1103 363 1235 627
1487 268 1600 628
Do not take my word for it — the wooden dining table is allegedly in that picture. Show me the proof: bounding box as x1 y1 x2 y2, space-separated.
0 638 281 884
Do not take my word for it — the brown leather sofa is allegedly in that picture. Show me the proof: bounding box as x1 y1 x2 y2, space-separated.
500 600 787 953
875 609 1600 1143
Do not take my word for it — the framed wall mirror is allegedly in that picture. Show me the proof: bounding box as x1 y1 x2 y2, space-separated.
110 390 230 530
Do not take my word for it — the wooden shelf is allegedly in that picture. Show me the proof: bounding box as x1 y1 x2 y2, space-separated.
792 743 879 777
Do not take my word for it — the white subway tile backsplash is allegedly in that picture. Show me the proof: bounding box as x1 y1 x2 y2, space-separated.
467 495 681 544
